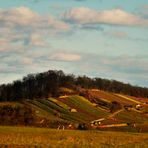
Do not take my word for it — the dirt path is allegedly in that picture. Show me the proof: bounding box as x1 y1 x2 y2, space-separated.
91 109 124 124
99 123 128 128
107 109 124 119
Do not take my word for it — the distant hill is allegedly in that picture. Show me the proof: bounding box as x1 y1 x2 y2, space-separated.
0 70 148 132
0 69 148 102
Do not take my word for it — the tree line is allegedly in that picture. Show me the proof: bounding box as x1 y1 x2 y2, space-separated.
0 70 148 101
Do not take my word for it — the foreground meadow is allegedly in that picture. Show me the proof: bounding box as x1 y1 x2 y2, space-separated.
0 126 148 148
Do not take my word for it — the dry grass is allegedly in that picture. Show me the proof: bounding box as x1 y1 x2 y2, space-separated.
115 94 141 104
0 126 148 147
87 90 136 105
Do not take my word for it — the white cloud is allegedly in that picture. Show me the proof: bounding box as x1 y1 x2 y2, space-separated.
0 7 70 52
0 7 69 30
50 52 81 61
0 7 37 26
63 7 148 26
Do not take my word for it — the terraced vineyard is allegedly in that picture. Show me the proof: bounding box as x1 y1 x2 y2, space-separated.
26 95 110 124
0 89 147 132
59 95 110 119
87 90 138 105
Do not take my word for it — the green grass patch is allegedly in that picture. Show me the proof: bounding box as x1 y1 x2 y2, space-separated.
28 100 55 115
63 95 109 119
48 98 70 110
114 110 148 123
24 101 58 120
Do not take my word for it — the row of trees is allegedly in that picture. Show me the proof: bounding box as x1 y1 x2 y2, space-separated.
0 70 148 101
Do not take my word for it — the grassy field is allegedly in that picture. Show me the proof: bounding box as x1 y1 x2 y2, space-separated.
0 126 147 148
59 95 109 119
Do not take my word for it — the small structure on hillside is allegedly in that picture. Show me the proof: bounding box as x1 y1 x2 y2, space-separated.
68 123 76 130
69 108 77 112
91 118 105 126
135 104 141 110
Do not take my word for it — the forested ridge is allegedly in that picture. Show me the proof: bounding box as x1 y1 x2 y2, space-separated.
0 70 148 101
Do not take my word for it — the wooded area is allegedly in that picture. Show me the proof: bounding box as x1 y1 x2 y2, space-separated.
0 70 148 101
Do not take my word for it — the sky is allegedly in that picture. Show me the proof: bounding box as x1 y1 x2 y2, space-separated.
0 0 148 87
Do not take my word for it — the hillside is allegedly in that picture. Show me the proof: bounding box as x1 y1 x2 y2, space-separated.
0 70 147 132
0 89 147 132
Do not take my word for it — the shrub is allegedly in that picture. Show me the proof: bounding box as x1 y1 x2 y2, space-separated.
110 101 122 113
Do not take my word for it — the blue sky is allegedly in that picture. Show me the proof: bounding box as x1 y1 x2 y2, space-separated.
0 0 148 87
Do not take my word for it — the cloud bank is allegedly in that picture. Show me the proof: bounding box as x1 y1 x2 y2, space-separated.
0 7 69 52
63 7 148 27
0 5 147 87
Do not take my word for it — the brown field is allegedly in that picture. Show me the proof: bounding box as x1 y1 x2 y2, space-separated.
0 126 148 148
87 90 138 105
